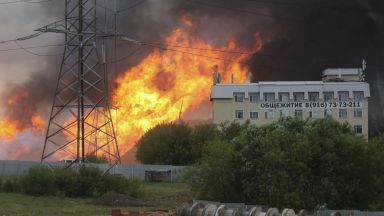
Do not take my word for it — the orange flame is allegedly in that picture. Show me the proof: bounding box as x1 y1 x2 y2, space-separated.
113 18 262 155
0 117 19 141
0 89 47 140
31 114 46 133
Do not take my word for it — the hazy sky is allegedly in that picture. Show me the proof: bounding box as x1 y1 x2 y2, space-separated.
0 1 63 92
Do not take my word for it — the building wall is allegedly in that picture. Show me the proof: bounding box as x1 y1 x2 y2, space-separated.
212 83 369 137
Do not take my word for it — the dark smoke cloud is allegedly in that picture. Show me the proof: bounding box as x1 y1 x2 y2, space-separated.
247 0 384 135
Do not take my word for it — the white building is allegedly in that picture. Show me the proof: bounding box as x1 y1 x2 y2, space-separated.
211 68 370 137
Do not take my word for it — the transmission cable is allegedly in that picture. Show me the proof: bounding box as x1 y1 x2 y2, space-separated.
0 0 53 4
95 0 146 14
11 41 63 56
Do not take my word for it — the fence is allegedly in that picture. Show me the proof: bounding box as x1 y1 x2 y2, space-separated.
0 160 185 182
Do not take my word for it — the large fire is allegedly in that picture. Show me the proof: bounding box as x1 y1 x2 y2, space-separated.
0 118 19 141
113 17 262 155
0 16 262 161
0 91 46 141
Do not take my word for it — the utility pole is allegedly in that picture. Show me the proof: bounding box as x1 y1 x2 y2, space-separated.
39 0 120 167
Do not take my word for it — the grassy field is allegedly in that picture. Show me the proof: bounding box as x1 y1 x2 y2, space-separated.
0 182 192 216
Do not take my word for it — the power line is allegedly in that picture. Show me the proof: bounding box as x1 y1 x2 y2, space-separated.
116 37 283 62
118 0 146 13
106 44 143 64
0 42 64 56
115 37 254 55
142 41 254 55
95 0 146 14
0 0 53 5
0 43 64 52
186 0 361 22
144 43 251 65
0 32 43 45
186 0 274 19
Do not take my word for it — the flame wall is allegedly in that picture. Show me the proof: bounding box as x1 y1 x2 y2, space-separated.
113 20 262 154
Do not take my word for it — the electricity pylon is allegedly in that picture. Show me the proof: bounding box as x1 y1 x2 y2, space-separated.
39 0 120 167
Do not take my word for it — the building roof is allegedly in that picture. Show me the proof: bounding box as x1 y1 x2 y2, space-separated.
211 81 370 99
322 68 361 76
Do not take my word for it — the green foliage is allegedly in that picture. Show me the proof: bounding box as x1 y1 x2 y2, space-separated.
1 178 21 193
187 118 384 210
366 133 384 210
18 166 143 198
136 122 195 165
191 123 218 158
53 167 77 196
20 167 56 195
187 139 238 202
73 166 104 197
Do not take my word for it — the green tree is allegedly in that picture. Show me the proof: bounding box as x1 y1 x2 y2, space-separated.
191 123 218 158
366 133 384 210
136 122 195 165
240 118 312 209
187 117 381 210
304 118 372 209
188 139 239 202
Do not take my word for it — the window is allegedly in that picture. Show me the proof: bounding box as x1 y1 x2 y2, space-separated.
250 111 258 119
323 92 334 102
265 110 273 119
280 109 289 117
353 125 362 134
338 91 349 102
278 92 289 102
324 109 332 117
293 92 304 102
353 91 364 101
339 109 347 118
308 92 319 102
309 110 318 118
294 110 303 118
235 110 244 119
264 93 275 102
354 109 362 118
234 92 245 102
249 93 260 103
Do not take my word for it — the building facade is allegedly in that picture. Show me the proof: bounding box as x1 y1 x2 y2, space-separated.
211 68 370 137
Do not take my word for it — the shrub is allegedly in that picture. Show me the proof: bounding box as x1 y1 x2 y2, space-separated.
20 167 56 195
53 168 77 196
101 175 143 198
2 177 21 193
9 166 144 198
124 178 143 198
73 166 104 197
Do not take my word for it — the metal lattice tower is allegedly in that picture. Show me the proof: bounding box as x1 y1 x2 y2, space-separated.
39 0 120 166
